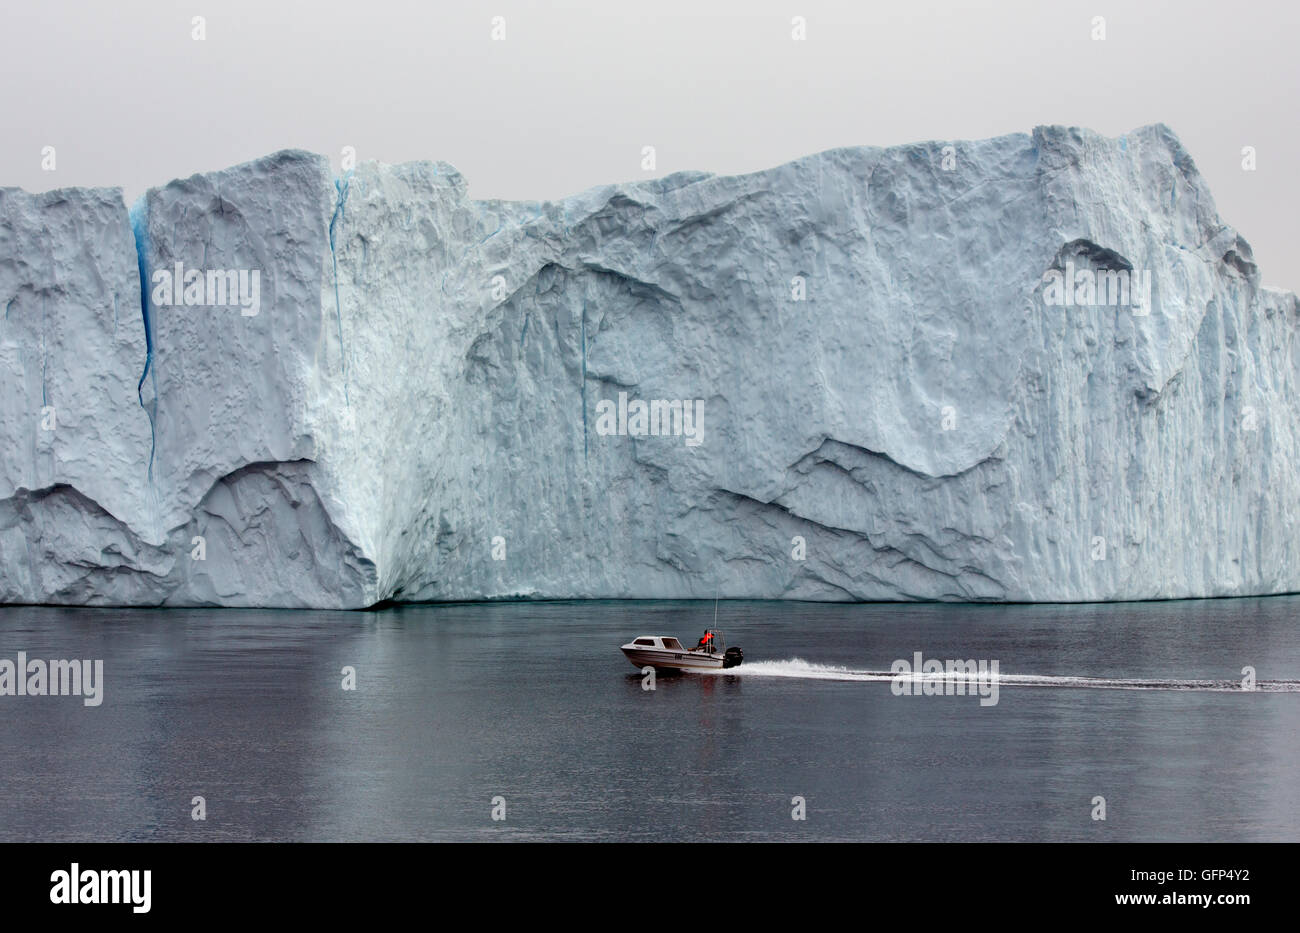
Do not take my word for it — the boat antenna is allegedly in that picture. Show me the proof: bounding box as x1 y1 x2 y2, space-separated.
713 591 718 628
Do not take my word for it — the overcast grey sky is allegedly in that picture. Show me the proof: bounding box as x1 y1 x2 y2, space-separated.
3 0 1296 290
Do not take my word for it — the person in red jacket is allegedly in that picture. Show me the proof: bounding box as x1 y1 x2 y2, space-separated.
697 630 714 652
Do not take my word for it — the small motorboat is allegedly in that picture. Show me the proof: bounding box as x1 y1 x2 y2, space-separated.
620 629 743 672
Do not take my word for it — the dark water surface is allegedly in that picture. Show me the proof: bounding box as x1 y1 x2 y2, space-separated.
1 598 1297 841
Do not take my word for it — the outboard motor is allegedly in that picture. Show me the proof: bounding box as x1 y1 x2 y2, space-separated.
722 646 743 668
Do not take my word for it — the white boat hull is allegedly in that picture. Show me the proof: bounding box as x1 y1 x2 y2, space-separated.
621 647 728 671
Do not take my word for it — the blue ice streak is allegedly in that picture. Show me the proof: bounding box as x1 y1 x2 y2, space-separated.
329 171 353 405
129 197 158 480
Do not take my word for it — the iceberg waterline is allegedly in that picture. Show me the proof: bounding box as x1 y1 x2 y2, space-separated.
0 124 1297 608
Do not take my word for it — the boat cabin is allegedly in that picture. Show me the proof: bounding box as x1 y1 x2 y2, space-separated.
629 636 685 650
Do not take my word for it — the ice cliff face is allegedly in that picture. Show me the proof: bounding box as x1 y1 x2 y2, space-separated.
1 125 1297 607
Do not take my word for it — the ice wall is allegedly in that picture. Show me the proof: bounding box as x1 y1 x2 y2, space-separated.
1 125 1296 607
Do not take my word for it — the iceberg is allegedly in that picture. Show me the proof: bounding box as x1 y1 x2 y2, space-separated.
1 125 1296 607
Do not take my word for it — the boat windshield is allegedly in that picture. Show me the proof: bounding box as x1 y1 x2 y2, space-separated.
661 638 684 650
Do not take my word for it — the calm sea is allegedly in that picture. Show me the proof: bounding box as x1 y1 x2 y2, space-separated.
1 598 1297 841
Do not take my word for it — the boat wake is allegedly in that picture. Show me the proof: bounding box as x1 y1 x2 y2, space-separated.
703 658 1300 692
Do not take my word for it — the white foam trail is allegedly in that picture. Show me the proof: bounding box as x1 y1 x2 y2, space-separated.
704 658 1300 692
